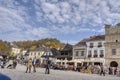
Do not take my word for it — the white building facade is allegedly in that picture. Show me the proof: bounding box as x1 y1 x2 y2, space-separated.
85 36 105 65
11 47 21 56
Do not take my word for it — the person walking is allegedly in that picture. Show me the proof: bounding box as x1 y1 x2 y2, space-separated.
45 57 51 74
25 58 32 73
32 57 37 72
100 64 105 76
13 59 17 69
108 67 112 75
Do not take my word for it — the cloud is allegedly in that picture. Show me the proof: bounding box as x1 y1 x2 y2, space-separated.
0 7 31 40
0 7 52 41
0 5 47 41
0 0 120 43
0 7 25 31
35 0 120 26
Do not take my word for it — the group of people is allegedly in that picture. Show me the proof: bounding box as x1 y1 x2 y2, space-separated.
25 57 51 74
0 59 6 68
7 59 17 69
0 58 17 80
74 64 120 76
25 57 37 73
0 58 17 69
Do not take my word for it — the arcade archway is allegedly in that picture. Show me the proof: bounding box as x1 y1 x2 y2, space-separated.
110 61 118 67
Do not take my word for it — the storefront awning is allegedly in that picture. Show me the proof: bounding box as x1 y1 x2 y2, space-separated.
83 60 104 63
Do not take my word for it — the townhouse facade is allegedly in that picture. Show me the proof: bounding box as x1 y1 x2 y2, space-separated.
72 40 86 67
28 46 45 63
72 35 105 67
85 35 105 66
55 43 73 65
11 43 21 56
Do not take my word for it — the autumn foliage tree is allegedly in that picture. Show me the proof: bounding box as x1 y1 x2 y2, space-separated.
13 38 62 50
0 40 11 55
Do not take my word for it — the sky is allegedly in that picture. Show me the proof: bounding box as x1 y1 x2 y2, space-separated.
0 0 120 44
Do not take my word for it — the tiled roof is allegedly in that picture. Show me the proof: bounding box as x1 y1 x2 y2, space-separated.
41 48 60 57
61 43 72 51
0 52 7 56
10 43 19 48
87 35 105 41
75 35 105 46
31 45 45 51
75 39 87 46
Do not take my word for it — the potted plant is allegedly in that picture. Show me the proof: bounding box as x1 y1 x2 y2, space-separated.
89 45 93 48
88 54 91 58
93 54 98 57
98 45 102 47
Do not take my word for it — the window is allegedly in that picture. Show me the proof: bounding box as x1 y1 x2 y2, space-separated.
65 53 68 55
112 49 116 55
61 52 64 55
98 42 102 47
88 50 92 57
100 50 104 57
81 51 84 56
75 51 79 56
88 50 91 54
98 42 102 45
100 50 104 54
94 50 97 54
90 43 93 48
94 50 98 57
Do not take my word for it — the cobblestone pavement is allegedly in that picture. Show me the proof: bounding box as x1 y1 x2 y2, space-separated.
0 64 120 80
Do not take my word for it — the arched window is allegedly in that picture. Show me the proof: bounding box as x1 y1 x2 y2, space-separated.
110 61 118 67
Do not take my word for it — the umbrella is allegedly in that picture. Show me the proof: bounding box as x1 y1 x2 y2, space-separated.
0 56 3 59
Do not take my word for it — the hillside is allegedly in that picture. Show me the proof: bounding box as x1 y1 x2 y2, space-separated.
13 38 63 50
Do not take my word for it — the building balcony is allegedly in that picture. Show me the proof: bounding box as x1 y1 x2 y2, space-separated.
88 54 92 58
99 54 104 58
97 45 102 47
89 46 93 48
93 54 98 58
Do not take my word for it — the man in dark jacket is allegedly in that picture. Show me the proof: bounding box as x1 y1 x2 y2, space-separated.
32 57 37 72
0 73 11 80
45 57 51 74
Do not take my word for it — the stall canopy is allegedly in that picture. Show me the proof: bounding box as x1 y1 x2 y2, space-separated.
0 53 7 56
0 52 7 59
